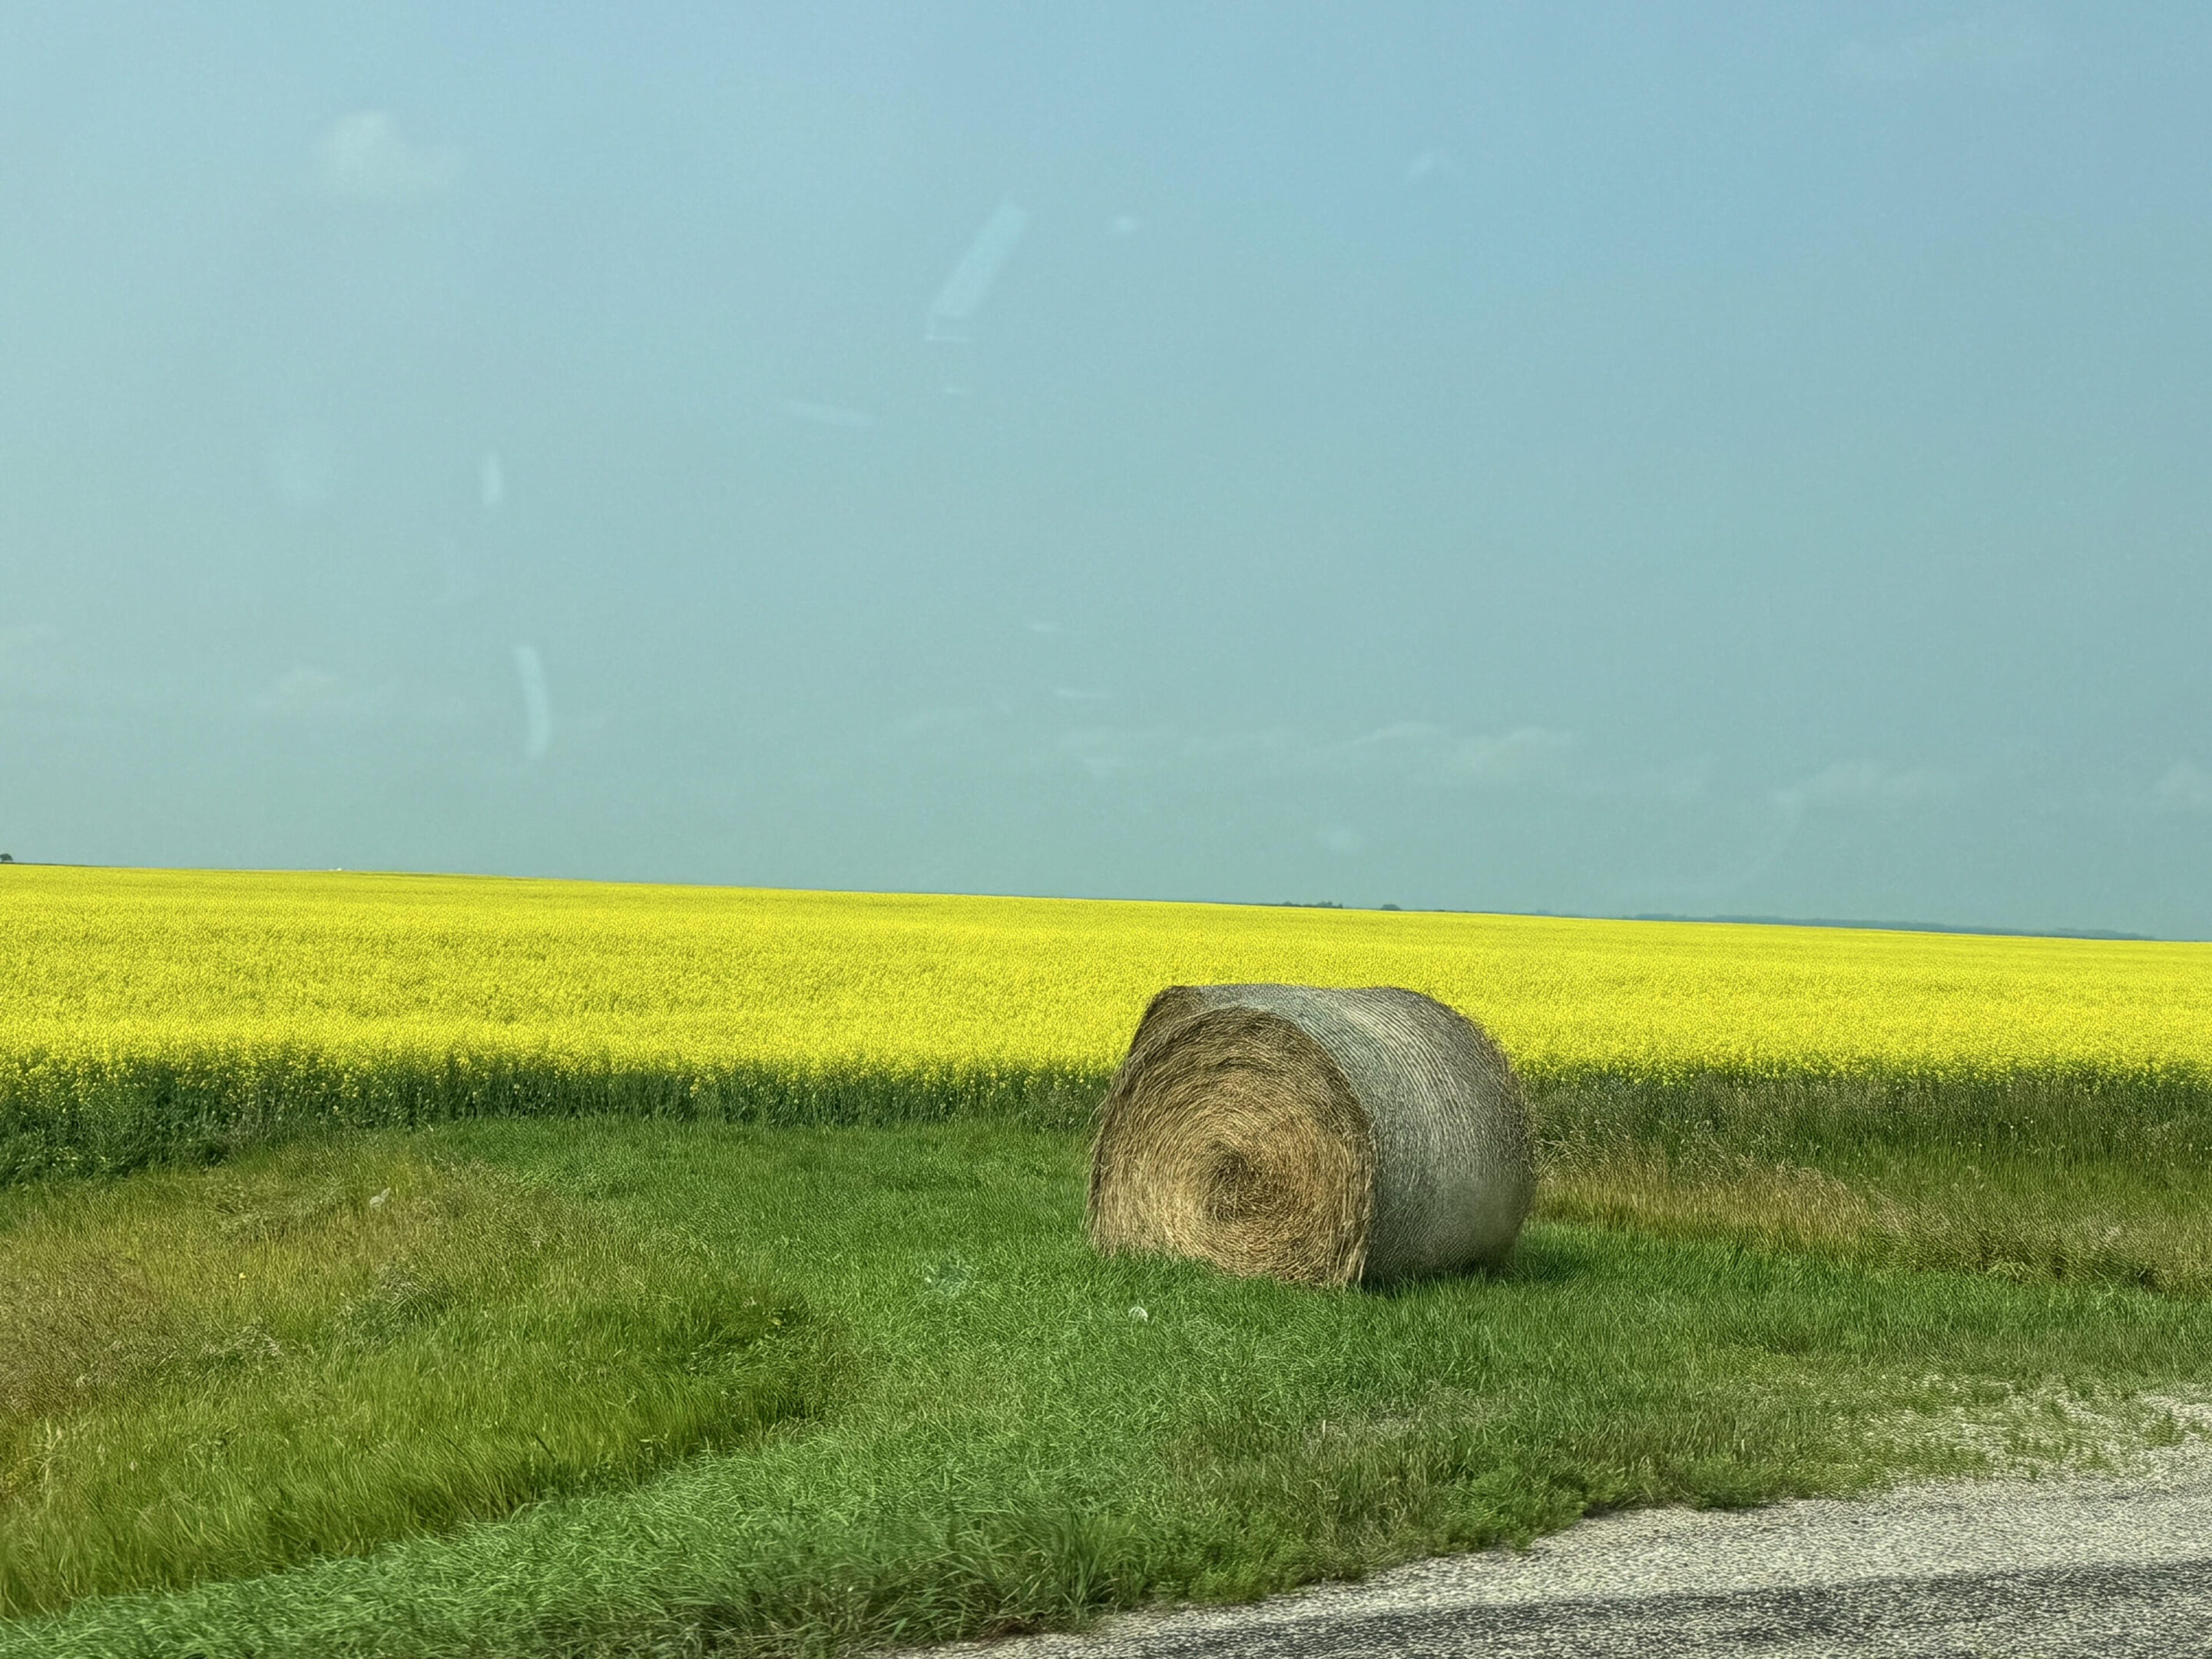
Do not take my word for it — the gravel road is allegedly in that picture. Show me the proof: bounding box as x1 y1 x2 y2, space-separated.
886 1433 2212 1658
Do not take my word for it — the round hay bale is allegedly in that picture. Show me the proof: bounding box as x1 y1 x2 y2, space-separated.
1086 984 1535 1287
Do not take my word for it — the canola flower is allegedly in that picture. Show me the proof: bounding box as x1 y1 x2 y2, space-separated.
3 866 2208 1180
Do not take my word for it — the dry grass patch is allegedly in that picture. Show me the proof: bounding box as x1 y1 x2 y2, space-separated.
1538 1135 2212 1296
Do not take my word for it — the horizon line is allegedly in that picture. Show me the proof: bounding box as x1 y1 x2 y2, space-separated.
0 859 2176 942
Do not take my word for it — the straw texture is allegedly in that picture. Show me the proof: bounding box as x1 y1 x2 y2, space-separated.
1086 984 1535 1287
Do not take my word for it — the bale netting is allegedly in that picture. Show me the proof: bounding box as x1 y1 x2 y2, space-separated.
1087 984 1536 1288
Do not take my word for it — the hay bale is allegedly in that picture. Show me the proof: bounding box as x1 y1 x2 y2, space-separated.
1086 984 1534 1287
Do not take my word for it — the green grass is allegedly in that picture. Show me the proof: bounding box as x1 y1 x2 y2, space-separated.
0 1139 835 1618
15 1042 2211 1299
5 1117 2209 1658
1526 1070 2212 1296
0 1041 1107 1185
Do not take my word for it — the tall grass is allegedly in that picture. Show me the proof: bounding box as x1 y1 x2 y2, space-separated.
1525 1068 2212 1296
0 1044 1104 1184
0 1138 833 1618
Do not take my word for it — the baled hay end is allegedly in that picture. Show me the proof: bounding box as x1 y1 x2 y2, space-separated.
1086 984 1535 1288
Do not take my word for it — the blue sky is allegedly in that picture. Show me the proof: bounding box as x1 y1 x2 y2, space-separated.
2 5 2207 934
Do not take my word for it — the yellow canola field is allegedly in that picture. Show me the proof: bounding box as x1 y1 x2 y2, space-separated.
3 866 2208 1085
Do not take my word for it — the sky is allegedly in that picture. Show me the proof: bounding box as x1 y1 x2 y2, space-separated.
2 4 2207 936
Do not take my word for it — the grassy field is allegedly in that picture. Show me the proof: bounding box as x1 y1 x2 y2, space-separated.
0 1137 833 1621
2 866 2208 1654
5 1118 2210 1658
